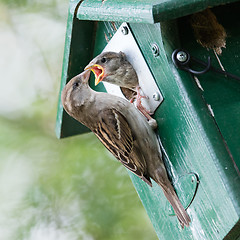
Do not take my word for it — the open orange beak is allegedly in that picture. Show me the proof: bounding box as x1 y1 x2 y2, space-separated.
84 64 104 86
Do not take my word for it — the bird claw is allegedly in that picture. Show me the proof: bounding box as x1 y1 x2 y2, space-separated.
129 96 136 103
130 93 148 104
139 95 148 100
133 87 157 126
136 101 157 128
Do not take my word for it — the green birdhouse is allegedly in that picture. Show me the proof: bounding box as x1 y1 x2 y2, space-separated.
56 1 240 239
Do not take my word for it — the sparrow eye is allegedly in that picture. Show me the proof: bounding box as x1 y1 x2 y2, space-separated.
101 57 106 63
72 82 79 89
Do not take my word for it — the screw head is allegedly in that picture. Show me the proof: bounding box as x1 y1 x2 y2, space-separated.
176 51 188 62
152 43 159 57
153 92 160 101
121 26 129 35
191 176 195 183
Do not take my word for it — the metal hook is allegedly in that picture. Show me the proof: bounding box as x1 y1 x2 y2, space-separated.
172 49 211 75
172 49 240 81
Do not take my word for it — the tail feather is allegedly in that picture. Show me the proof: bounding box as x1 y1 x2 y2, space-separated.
162 185 191 228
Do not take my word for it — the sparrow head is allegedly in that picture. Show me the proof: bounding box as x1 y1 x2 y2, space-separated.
84 51 127 86
61 70 91 115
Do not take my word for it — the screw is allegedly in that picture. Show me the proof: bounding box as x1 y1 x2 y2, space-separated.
152 43 159 57
121 26 129 35
153 92 160 101
176 51 188 62
191 176 195 183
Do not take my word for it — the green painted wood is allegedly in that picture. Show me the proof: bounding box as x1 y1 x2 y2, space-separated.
56 0 91 138
56 0 106 138
57 1 240 239
77 0 239 23
174 5 240 238
128 21 240 239
178 3 240 172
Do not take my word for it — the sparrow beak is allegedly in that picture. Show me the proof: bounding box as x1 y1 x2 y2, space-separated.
84 64 104 86
80 69 91 83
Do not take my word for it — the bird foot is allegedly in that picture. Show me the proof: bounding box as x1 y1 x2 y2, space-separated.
134 87 157 128
138 106 157 129
129 96 135 104
136 98 157 129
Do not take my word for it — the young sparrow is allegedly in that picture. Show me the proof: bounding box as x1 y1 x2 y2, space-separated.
84 51 153 122
61 70 191 228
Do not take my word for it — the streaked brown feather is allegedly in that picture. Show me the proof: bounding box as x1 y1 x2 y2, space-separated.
93 108 152 186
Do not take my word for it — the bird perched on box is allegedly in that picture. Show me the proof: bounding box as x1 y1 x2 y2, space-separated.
84 51 154 122
61 70 191 228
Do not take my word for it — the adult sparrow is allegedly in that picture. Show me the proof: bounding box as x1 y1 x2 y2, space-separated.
61 70 191 228
84 51 153 122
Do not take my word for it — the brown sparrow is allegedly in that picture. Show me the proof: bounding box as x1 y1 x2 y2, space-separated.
84 51 154 122
61 70 191 228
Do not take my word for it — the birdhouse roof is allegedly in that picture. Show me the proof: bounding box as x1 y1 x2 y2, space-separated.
77 0 239 23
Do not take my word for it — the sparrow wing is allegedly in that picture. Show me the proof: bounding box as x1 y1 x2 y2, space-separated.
93 108 152 186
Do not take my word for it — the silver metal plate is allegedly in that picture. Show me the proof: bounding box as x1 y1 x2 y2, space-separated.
102 22 163 113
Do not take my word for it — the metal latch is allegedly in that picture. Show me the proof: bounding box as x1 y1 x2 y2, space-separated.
172 49 240 81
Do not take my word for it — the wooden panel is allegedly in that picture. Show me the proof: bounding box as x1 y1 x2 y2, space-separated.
57 1 240 239
77 0 239 23
56 1 107 138
128 20 240 239
177 3 240 172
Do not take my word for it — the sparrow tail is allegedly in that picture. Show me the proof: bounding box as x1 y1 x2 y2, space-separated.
162 185 191 228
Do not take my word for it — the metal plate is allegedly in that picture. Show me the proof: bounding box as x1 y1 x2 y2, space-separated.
102 22 163 113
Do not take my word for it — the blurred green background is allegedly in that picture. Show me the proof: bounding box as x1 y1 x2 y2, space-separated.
0 1 157 239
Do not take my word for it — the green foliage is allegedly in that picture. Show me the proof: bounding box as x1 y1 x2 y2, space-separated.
0 116 156 240
0 0 59 8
